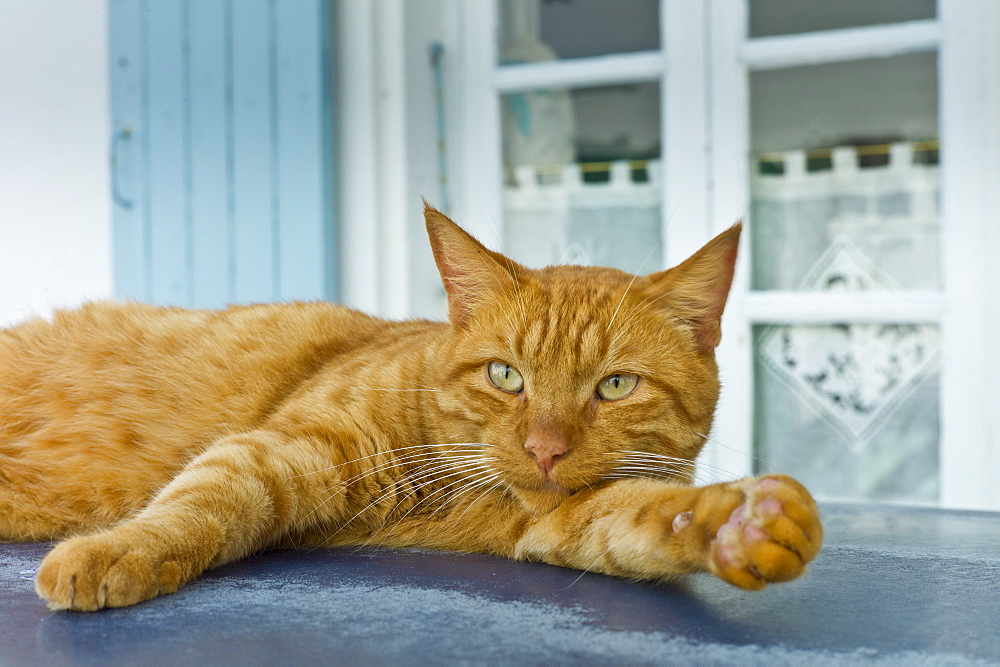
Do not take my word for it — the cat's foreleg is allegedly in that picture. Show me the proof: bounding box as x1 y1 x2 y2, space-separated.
34 430 338 611
514 475 822 589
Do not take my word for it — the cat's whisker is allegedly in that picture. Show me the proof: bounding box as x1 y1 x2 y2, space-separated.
605 274 642 336
608 463 728 486
287 442 495 479
498 253 530 332
604 451 697 468
618 452 739 483
611 466 696 481
451 478 505 525
332 451 493 499
559 567 592 591
605 237 661 335
612 457 731 485
427 469 501 518
613 449 736 474
603 448 733 485
474 252 529 333
286 444 443 479
608 291 674 352
385 463 499 526
316 472 460 547
612 458 698 473
379 472 504 550
360 468 502 551
609 289 677 344
292 450 485 525
695 430 771 471
403 460 498 491
557 530 624 591
603 473 684 485
611 449 697 461
612 461 694 472
374 471 501 546
371 456 496 508
606 469 692 485
321 457 499 543
355 387 442 392
293 451 496 530
605 196 684 342
378 476 507 553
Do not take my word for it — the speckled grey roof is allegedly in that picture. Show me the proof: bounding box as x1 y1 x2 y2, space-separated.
2 503 998 665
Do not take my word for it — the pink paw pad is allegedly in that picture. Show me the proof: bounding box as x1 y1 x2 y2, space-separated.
708 475 822 590
758 497 782 516
756 478 781 493
714 488 782 565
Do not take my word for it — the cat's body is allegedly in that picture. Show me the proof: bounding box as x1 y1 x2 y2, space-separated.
0 206 821 611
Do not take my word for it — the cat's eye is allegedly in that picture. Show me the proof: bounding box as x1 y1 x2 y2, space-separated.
488 361 524 393
596 373 639 401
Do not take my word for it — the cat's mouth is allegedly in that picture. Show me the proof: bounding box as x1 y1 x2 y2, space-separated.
508 471 576 495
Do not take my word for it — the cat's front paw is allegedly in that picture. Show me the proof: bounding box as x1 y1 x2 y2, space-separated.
698 475 822 590
35 532 187 611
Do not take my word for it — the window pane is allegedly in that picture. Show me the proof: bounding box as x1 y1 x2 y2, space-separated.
749 0 935 38
499 0 659 64
750 53 939 290
754 323 940 504
502 83 661 273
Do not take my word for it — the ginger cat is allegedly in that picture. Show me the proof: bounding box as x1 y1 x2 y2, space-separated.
0 205 821 611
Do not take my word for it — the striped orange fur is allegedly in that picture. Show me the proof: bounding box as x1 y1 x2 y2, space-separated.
0 204 821 611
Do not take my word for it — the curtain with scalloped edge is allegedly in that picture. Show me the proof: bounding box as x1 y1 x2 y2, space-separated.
751 143 940 504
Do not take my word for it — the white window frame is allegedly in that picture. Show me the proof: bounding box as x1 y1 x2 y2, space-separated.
707 0 1000 511
335 0 411 319
341 0 1000 510
451 0 715 260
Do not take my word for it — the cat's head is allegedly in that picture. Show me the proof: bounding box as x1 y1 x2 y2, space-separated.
424 204 740 514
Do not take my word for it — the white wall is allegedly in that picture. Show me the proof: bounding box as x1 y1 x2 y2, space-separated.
0 0 111 328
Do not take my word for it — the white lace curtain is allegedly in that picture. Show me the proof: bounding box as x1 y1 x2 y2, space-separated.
751 143 941 503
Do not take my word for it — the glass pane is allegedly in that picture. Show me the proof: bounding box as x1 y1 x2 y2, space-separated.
499 0 659 64
749 0 935 38
754 323 940 504
750 53 939 290
502 83 661 273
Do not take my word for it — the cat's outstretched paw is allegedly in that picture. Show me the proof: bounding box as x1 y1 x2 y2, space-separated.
703 475 822 590
35 532 186 611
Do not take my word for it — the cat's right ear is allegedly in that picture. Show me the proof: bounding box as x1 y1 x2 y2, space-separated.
424 202 522 326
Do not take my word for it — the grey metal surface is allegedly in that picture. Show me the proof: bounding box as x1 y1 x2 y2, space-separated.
2 503 999 665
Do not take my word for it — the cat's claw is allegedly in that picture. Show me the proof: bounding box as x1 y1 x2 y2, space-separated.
706 475 822 590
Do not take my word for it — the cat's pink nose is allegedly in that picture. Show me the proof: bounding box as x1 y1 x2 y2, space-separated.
524 429 569 477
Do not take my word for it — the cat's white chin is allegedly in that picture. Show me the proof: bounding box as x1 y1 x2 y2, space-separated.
511 482 573 515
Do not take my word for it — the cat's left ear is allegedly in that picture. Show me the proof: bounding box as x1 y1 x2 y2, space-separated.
645 222 742 352
424 202 523 326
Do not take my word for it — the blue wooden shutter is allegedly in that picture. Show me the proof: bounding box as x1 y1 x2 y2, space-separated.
109 0 336 307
